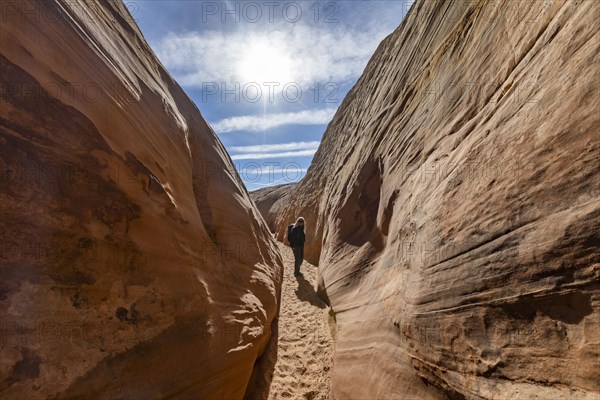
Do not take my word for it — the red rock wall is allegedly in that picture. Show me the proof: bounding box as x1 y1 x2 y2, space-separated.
273 0 600 398
0 1 282 399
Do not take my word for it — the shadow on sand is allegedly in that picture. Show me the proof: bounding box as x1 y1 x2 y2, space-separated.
295 275 326 309
243 318 279 400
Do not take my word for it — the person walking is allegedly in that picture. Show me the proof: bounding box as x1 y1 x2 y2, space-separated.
287 217 306 277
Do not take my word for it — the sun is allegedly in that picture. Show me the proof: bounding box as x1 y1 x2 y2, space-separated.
238 41 294 85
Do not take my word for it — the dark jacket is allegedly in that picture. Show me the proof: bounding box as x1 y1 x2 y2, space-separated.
289 225 305 247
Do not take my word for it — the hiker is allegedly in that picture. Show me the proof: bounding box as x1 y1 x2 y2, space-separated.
287 217 306 276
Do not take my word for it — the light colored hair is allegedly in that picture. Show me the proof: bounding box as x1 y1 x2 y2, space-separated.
295 217 305 227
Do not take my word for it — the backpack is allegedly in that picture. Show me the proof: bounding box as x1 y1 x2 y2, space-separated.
287 224 294 244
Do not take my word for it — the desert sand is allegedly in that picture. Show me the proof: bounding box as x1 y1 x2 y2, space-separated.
266 242 333 400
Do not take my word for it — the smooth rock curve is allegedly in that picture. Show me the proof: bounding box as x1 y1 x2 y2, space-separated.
0 1 283 399
268 0 600 398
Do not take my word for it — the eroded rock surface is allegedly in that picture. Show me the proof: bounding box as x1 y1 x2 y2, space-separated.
0 1 282 399
250 183 295 233
268 0 600 398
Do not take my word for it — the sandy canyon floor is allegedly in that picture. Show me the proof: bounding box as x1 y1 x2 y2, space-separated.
265 242 334 400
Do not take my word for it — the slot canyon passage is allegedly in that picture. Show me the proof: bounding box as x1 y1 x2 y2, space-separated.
1 0 599 400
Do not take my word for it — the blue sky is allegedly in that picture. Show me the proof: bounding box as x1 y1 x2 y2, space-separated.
130 1 414 191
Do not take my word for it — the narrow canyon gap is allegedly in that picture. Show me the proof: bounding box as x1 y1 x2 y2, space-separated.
1 0 599 399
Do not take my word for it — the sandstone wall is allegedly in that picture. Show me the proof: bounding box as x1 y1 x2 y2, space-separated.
0 1 282 399
250 183 295 234
272 0 600 398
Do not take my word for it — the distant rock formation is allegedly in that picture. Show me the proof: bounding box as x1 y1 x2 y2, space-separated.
265 0 600 398
251 183 296 233
0 1 282 399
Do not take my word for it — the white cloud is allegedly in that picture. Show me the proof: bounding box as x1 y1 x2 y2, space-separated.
230 141 320 153
229 140 319 160
212 108 336 133
244 178 302 189
230 149 317 160
238 167 308 175
244 180 294 189
153 23 393 89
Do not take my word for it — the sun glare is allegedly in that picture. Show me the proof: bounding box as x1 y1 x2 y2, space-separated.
238 41 294 85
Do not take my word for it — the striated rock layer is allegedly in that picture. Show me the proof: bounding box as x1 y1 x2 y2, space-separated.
0 1 282 399
269 0 600 398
